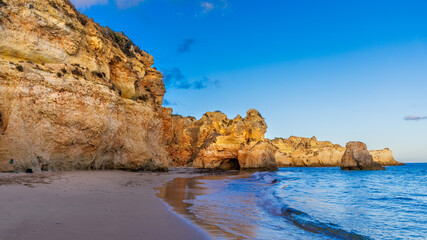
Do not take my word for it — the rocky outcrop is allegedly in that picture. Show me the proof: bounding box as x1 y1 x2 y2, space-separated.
272 136 345 167
370 148 403 166
340 142 385 170
0 0 170 172
272 136 403 167
238 141 278 171
166 109 278 171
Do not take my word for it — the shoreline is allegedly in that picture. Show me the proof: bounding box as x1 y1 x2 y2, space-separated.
156 170 253 239
158 164 425 239
1 165 420 239
0 170 211 240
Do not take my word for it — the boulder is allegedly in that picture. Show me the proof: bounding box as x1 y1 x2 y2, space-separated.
340 142 385 170
238 141 278 171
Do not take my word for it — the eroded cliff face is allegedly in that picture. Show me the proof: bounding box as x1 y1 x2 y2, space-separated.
0 0 171 172
238 141 278 171
166 109 278 171
272 136 345 167
271 136 403 167
370 148 403 166
166 116 401 170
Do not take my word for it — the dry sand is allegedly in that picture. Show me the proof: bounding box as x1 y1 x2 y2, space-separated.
0 170 211 240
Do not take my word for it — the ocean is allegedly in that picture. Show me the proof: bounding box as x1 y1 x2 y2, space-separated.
159 164 427 239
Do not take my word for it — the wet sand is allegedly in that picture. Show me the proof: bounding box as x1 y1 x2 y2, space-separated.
156 171 252 239
0 170 210 240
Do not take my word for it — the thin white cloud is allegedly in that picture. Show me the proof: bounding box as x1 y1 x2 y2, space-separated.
115 0 145 9
199 0 228 15
70 0 145 9
70 0 108 9
201 2 214 13
404 116 427 121
71 0 227 13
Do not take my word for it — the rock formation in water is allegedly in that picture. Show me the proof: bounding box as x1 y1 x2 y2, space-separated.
340 142 385 170
0 0 171 172
166 109 278 171
370 148 402 166
271 136 403 167
272 136 345 167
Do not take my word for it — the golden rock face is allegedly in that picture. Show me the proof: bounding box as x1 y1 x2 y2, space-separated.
166 109 278 171
272 136 346 167
0 0 165 104
271 136 403 167
369 148 403 166
238 141 278 171
0 0 169 172
340 142 385 170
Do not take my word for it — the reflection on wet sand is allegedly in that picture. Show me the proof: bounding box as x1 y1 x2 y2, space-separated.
156 171 254 239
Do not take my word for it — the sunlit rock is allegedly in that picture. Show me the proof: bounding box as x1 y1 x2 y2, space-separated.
166 109 278 171
340 142 385 170
0 0 169 172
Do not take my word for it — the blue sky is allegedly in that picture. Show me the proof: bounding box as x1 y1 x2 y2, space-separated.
73 0 427 162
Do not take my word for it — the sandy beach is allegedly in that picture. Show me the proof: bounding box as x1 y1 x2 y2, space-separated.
0 170 210 240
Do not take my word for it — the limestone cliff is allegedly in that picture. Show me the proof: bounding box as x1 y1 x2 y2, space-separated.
238 141 278 171
272 136 345 167
370 148 403 166
341 142 385 170
272 136 403 167
166 109 278 171
0 0 171 172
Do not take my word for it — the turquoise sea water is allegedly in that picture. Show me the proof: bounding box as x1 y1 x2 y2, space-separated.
184 164 427 239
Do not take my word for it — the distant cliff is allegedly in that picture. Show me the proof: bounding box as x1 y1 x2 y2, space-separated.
165 114 403 169
271 136 403 167
272 136 344 167
370 148 402 166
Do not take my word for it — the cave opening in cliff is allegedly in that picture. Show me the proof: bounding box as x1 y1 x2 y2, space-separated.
218 159 240 170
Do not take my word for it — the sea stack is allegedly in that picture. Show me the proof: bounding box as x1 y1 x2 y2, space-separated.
340 142 385 170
